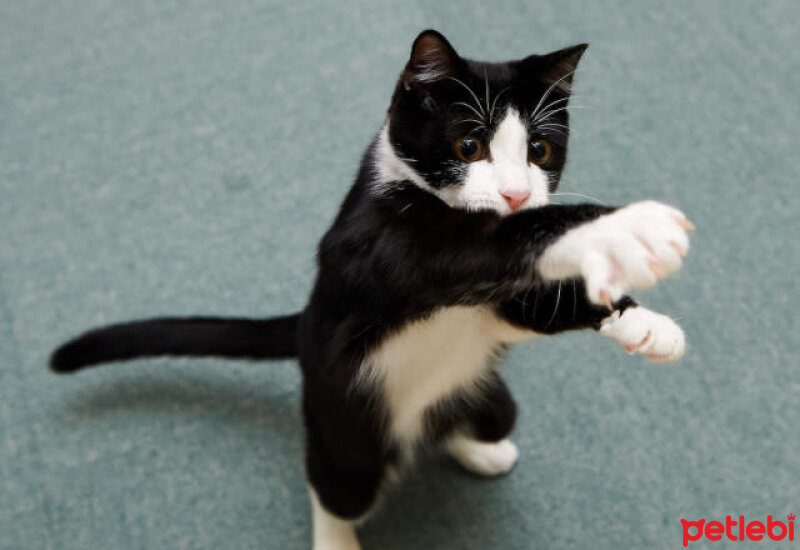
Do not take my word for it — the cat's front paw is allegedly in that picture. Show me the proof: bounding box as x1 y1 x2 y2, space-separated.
600 306 685 362
539 201 693 307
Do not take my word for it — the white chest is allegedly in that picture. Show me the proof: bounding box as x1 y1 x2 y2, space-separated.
362 306 536 446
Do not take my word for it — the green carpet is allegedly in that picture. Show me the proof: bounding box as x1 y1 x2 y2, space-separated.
2 1 798 548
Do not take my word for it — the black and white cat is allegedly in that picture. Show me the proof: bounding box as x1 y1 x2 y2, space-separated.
51 30 692 550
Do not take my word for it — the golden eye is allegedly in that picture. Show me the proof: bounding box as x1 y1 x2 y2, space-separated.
454 137 483 162
528 139 552 166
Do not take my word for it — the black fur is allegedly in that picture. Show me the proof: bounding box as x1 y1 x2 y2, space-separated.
51 30 638 523
300 167 633 518
499 280 637 335
424 371 518 446
50 315 299 372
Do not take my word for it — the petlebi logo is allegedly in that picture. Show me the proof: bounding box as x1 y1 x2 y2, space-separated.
681 514 795 547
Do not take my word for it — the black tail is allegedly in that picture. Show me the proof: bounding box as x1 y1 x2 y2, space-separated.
50 313 301 373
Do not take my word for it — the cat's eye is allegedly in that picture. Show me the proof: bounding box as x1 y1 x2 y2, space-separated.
454 137 483 162
528 139 552 166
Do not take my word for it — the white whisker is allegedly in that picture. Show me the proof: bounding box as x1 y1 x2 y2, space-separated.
531 285 541 319
446 77 485 116
533 105 585 125
571 280 577 322
549 192 603 204
529 96 570 121
536 122 570 131
452 118 486 127
519 285 532 323
529 69 577 121
483 67 491 121
490 86 511 124
536 126 567 137
452 101 486 121
546 281 563 328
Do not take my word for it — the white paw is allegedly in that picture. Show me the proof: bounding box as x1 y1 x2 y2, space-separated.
447 436 519 477
310 488 362 550
314 538 361 550
538 200 693 306
600 306 686 362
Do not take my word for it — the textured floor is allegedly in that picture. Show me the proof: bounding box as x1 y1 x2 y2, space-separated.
2 1 798 549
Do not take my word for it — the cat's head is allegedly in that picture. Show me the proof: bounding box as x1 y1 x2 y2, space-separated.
376 30 587 216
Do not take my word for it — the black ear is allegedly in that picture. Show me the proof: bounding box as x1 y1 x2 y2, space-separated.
529 43 589 94
402 30 460 89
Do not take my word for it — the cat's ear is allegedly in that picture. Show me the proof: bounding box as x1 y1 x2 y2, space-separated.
402 30 460 90
526 43 588 94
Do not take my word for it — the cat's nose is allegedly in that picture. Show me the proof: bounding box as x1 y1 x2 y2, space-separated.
501 189 531 212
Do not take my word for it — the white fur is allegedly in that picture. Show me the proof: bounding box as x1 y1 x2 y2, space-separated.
336 122 691 550
373 109 550 215
537 200 691 305
310 488 361 550
374 124 431 192
600 306 686 362
446 435 519 476
312 307 535 546
410 62 449 85
362 306 537 448
450 108 550 213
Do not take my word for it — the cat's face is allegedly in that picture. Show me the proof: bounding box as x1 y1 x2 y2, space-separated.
379 30 586 216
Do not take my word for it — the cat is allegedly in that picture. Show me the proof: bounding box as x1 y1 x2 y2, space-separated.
51 30 692 550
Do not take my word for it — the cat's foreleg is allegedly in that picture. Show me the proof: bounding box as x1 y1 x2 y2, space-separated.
535 200 693 307
496 279 632 334
497 282 685 362
598 305 686 362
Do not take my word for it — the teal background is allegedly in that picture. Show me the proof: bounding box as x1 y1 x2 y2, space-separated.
1 1 798 548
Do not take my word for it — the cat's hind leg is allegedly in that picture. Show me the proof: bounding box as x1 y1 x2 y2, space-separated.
304 392 388 550
443 372 519 477
446 435 519 477
309 487 362 550
307 437 380 550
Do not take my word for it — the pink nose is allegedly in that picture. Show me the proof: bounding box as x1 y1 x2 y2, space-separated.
501 189 531 211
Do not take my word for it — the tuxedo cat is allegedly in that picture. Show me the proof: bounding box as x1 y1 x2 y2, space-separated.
51 30 692 550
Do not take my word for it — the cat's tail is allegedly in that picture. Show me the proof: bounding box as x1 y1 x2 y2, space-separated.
49 313 300 373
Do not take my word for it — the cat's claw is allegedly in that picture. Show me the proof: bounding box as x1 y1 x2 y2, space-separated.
600 307 685 362
538 200 692 306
